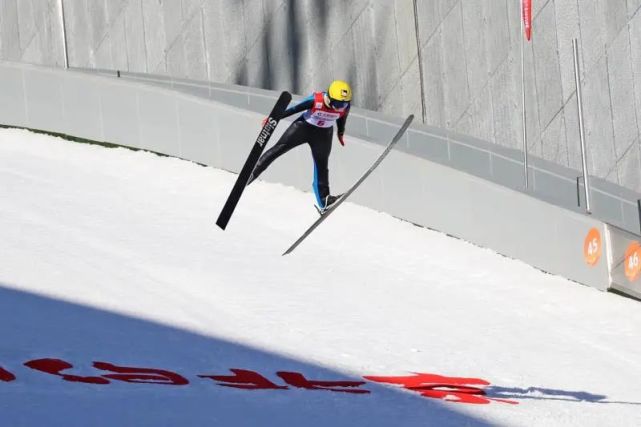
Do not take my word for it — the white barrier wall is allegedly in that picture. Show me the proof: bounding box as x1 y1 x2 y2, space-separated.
0 62 621 295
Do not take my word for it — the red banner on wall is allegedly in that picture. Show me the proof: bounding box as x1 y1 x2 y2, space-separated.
522 0 532 41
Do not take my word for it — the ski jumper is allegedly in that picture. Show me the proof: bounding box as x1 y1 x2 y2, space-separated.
250 92 350 208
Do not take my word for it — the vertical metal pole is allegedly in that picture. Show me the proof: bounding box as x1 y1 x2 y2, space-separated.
573 38 591 214
637 199 641 235
412 0 427 124
59 0 69 68
520 0 529 189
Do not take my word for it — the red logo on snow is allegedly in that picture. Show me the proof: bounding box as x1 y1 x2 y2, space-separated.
1 358 517 405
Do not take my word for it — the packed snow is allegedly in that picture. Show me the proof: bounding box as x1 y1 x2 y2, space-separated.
1 128 640 426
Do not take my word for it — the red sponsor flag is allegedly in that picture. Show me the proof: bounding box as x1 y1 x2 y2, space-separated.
522 0 532 41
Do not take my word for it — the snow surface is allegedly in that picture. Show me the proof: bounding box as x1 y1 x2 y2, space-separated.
1 127 641 426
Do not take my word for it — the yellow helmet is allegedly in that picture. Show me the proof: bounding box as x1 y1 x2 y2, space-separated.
328 80 352 102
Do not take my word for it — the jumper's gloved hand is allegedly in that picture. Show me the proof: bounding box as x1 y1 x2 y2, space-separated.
337 133 345 146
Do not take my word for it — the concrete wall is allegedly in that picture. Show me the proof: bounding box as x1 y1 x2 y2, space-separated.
0 61 619 296
1 0 640 195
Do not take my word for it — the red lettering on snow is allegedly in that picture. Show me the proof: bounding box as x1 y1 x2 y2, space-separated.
277 372 370 394
199 369 287 390
364 373 518 405
0 366 16 382
93 362 189 385
24 359 109 384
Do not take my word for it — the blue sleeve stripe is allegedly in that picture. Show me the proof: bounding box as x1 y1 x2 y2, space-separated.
285 94 314 114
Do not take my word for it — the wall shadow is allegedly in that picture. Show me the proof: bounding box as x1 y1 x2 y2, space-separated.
0 284 491 427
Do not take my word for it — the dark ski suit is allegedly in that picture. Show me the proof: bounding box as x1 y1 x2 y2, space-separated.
250 92 349 208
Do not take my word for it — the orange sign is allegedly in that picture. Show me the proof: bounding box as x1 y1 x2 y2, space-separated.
583 228 602 266
624 242 641 281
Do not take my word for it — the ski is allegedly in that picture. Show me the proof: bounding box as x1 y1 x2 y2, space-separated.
216 91 292 230
282 114 414 255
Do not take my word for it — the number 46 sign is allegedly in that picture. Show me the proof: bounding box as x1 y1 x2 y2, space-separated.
625 242 641 282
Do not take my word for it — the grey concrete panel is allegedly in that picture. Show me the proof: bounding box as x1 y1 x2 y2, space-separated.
603 0 629 46
618 140 641 192
1 0 21 60
351 7 379 110
449 140 492 180
162 0 184 47
124 0 148 72
378 150 432 226
136 88 181 157
532 168 577 207
608 30 639 156
440 3 469 127
16 0 35 52
110 13 129 71
215 107 260 174
0 65 27 127
398 60 422 119
372 1 402 102
563 94 583 171
213 88 249 110
141 0 166 73
64 0 92 67
554 0 581 103
172 81 209 99
415 0 441 48
540 110 569 166
367 119 405 147
23 68 64 133
182 13 207 81
177 98 219 167
343 113 368 141
99 80 141 149
631 10 641 134
406 129 449 164
460 0 488 99
621 199 641 234
578 1 607 70
628 0 641 18
490 155 526 191
592 189 625 228
394 0 419 72
421 27 445 128
532 2 564 130
485 0 510 76
490 46 521 150
86 0 108 51
60 73 103 141
456 84 495 143
582 56 617 180
94 33 113 70
166 35 186 78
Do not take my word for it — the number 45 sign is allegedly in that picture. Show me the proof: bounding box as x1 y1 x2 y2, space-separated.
583 228 602 266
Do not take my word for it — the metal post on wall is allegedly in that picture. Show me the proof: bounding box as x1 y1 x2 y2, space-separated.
572 38 592 214
520 0 529 190
59 0 69 69
412 0 427 124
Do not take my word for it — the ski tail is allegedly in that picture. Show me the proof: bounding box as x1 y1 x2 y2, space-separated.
216 91 292 230
283 114 414 255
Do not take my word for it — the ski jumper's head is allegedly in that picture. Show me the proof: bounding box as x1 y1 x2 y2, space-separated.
326 80 352 111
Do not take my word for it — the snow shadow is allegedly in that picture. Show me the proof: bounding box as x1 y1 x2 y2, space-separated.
0 284 492 427
488 386 641 406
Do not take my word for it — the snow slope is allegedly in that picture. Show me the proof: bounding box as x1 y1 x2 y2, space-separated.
1 128 641 426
